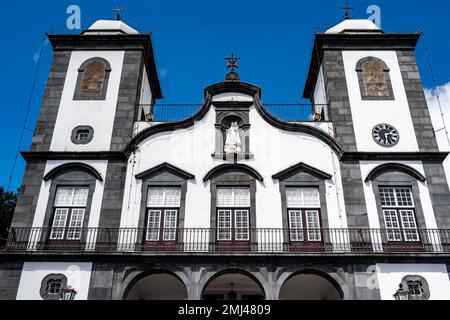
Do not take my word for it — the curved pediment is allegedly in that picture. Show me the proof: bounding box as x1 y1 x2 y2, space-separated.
203 164 264 182
125 81 343 157
365 163 427 182
43 162 103 181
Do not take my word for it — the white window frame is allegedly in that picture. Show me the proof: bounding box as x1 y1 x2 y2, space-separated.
216 187 250 208
380 187 419 243
288 210 304 242
306 210 321 242
234 210 249 241
146 210 162 241
147 187 181 208
286 187 320 209
50 208 69 240
217 210 232 241
162 210 178 241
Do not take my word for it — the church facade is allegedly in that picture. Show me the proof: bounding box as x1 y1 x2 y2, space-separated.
1 17 450 300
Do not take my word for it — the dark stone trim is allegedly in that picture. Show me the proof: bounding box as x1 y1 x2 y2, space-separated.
30 51 71 152
70 125 94 145
356 57 395 101
303 33 420 99
340 152 448 162
400 275 430 300
209 175 258 243
73 57 111 101
42 174 97 233
340 161 369 228
272 162 332 181
253 95 344 155
204 81 261 98
40 273 68 300
48 34 162 99
135 162 195 180
21 151 127 161
397 50 439 152
98 160 128 229
203 164 263 182
126 81 343 156
422 162 450 229
365 163 427 183
213 101 253 161
43 163 103 182
138 181 188 236
279 181 330 232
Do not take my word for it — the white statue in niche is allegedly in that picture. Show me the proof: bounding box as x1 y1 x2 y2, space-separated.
224 122 242 154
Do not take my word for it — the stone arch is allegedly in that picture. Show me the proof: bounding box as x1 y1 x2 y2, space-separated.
199 268 268 300
356 56 394 100
275 267 348 300
121 268 190 300
74 57 112 100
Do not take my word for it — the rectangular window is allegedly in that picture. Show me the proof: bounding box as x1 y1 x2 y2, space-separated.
286 188 320 208
146 187 181 242
50 187 89 241
216 188 251 242
217 188 250 207
379 187 419 243
286 188 322 243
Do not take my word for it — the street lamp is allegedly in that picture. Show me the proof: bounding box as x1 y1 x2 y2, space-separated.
393 283 409 301
61 286 77 300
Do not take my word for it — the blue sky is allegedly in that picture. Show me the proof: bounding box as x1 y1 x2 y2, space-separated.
1 0 449 191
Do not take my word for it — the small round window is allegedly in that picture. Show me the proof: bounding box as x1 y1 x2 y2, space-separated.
71 126 94 145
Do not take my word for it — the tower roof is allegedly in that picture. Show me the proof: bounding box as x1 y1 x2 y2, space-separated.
83 19 139 35
325 19 383 34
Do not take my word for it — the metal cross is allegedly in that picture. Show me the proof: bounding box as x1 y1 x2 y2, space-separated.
225 53 240 73
112 7 125 21
339 2 354 20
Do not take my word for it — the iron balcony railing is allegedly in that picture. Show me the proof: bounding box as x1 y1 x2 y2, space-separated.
3 227 450 254
139 104 328 122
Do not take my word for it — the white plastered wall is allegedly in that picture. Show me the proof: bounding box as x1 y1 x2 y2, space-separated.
16 262 92 300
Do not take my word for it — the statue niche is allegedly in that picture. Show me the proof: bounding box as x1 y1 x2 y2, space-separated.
224 122 242 154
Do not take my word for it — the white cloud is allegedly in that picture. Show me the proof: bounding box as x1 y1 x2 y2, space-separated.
425 82 450 152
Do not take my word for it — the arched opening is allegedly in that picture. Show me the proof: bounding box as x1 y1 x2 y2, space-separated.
125 271 188 300
201 270 265 301
279 270 343 300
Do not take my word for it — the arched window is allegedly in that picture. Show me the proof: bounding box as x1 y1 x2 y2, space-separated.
74 58 111 100
356 57 394 100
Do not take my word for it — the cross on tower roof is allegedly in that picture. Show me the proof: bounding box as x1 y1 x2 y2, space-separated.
112 7 125 21
224 53 241 82
339 2 354 20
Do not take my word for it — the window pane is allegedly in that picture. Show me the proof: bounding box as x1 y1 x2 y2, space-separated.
289 210 304 242
303 189 320 208
50 209 69 240
383 210 401 241
235 210 249 241
54 187 88 207
379 188 396 207
54 188 74 206
146 210 161 241
287 188 320 208
217 188 233 207
147 188 165 207
306 211 321 241
286 188 303 207
72 188 88 206
164 188 181 207
396 188 414 207
234 188 250 207
67 209 85 240
217 210 232 241
400 210 419 242
163 210 177 241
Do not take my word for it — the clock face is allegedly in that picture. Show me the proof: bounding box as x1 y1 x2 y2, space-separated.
372 124 399 147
